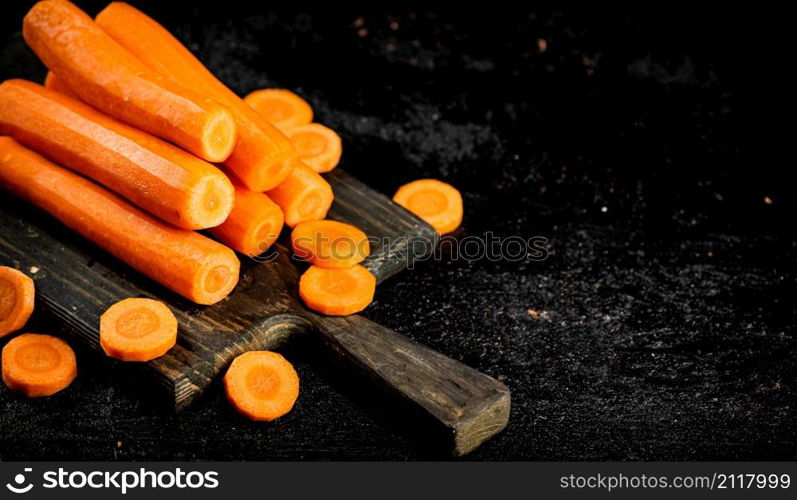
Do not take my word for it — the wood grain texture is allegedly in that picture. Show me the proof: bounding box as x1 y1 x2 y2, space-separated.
0 169 509 453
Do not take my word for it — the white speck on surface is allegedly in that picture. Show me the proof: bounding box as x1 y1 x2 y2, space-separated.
29 266 39 274
764 196 773 205
601 206 608 213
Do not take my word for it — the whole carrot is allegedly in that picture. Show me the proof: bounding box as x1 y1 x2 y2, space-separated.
95 2 299 191
0 79 235 230
23 0 237 163
0 137 240 305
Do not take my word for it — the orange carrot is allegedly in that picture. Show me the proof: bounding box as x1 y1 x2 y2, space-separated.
0 267 35 338
100 298 177 362
291 220 370 268
209 180 284 257
1 333 77 397
299 265 376 316
392 179 463 234
266 162 334 227
0 137 240 305
43 71 78 99
243 89 313 129
283 123 342 174
23 0 237 163
95 2 300 191
223 350 299 421
0 79 235 230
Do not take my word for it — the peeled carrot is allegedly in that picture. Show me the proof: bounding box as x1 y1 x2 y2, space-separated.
243 89 313 130
100 298 177 362
2 333 77 397
23 0 237 163
291 220 370 268
299 265 376 316
223 350 299 421
0 79 235 230
95 2 300 191
43 71 78 99
283 123 342 174
266 162 334 227
0 267 35 338
392 179 463 234
0 137 240 305
209 180 285 257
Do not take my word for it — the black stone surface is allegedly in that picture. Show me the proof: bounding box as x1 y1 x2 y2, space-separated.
0 2 794 460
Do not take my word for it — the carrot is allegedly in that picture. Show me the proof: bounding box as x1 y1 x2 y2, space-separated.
243 89 313 130
299 265 376 316
95 2 299 191
266 162 334 227
0 79 235 230
291 220 370 268
0 267 35 338
209 179 284 257
392 179 463 234
43 71 78 99
100 298 177 362
1 333 77 397
283 123 342 174
223 351 299 421
23 0 237 163
0 137 240 305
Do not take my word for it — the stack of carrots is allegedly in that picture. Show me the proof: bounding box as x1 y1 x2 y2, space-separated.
0 0 462 421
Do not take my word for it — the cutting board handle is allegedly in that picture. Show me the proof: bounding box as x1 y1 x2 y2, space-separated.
313 314 510 455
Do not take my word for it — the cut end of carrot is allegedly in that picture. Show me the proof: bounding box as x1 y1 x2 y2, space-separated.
291 220 370 268
267 162 334 227
244 89 313 129
299 265 376 316
393 179 464 234
184 173 235 229
284 123 342 173
223 350 299 421
100 298 177 362
200 107 238 163
1 333 77 397
192 248 240 305
0 266 35 338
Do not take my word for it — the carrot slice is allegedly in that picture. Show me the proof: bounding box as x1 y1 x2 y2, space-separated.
0 79 235 230
0 137 240 305
95 2 299 191
209 179 285 257
0 267 35 338
243 89 314 130
283 123 342 174
266 162 334 227
392 179 463 234
223 351 299 421
23 0 237 163
1 333 77 397
299 265 376 316
291 220 370 268
43 71 78 99
100 298 177 362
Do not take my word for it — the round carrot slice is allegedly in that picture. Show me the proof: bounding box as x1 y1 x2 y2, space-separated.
1 333 77 397
299 265 376 316
0 266 35 338
223 350 299 421
284 123 342 173
392 179 463 234
291 220 370 268
100 298 177 362
243 89 313 129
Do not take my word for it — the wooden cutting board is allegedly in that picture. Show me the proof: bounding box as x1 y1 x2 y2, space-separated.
0 35 510 456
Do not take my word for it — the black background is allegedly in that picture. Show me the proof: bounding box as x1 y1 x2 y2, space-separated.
0 1 794 460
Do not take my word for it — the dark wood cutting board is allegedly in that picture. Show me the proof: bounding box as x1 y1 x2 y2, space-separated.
0 35 510 456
